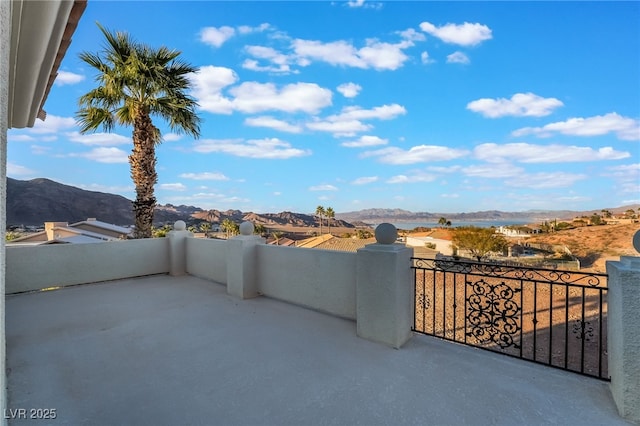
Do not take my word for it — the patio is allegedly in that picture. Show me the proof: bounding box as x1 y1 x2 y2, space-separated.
6 275 626 425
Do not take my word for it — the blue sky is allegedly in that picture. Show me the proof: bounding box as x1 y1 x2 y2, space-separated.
8 1 640 214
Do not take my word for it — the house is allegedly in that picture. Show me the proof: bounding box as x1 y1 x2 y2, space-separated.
405 228 454 256
8 218 131 245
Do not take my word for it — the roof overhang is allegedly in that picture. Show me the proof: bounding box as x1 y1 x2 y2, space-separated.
8 0 87 129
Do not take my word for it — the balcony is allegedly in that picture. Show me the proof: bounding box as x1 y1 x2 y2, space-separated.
5 222 638 425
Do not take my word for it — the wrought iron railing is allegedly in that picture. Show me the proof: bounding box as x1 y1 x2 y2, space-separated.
411 257 609 380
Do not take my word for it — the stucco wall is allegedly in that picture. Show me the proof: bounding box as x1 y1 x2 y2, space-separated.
185 237 228 284
256 245 357 320
6 239 170 293
1 0 10 421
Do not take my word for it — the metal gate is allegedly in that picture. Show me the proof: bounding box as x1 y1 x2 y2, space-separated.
412 257 609 380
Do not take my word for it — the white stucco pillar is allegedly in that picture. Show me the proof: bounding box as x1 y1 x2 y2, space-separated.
227 222 264 299
356 224 414 348
167 221 192 276
606 230 640 423
1 0 11 422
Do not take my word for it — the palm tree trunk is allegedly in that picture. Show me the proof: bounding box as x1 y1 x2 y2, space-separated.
130 111 158 238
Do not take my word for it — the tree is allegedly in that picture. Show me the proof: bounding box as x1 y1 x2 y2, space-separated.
221 218 239 239
325 207 335 235
76 24 201 239
589 214 602 226
199 222 211 237
254 223 267 236
438 217 448 227
315 205 325 234
451 226 508 261
625 209 637 219
601 209 612 219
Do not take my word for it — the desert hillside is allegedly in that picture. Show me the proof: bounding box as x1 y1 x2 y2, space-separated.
527 223 640 272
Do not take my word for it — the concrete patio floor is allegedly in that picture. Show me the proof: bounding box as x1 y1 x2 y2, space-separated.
6 275 628 425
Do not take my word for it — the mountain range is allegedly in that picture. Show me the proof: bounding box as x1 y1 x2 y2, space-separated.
7 177 637 227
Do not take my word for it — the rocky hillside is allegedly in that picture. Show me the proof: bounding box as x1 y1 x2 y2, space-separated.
192 209 355 228
7 178 186 226
6 177 354 229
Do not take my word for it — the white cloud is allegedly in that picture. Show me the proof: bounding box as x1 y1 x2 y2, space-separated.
467 93 564 118
66 131 130 146
512 113 640 141
72 147 129 164
200 26 236 48
419 21 493 46
7 134 34 142
243 45 293 74
341 135 388 148
351 176 379 185
337 82 362 98
474 143 630 163
230 82 333 114
292 38 412 71
193 138 311 159
159 183 187 192
306 119 372 136
179 172 230 181
7 162 36 177
306 104 405 136
309 184 338 191
398 28 426 43
462 162 523 178
237 23 271 34
163 133 182 142
190 66 239 114
421 51 435 64
362 145 469 164
603 163 640 194
55 71 85 86
505 172 587 189
31 145 51 155
244 116 303 133
30 115 76 134
346 0 383 9
336 104 407 121
387 172 437 184
446 51 470 64
441 193 460 198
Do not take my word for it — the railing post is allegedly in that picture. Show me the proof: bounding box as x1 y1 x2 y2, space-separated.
227 222 265 299
356 223 414 348
167 221 192 276
606 230 640 423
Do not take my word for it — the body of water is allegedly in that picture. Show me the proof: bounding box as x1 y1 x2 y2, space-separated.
370 220 535 230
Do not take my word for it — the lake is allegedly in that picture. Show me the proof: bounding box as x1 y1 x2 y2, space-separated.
370 220 536 230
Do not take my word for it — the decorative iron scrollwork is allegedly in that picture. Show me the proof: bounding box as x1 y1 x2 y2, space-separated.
466 279 521 349
572 320 594 342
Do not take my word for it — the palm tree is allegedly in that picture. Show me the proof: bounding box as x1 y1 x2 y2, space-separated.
76 24 201 239
221 218 238 239
254 223 267 236
315 205 325 234
325 207 335 235
199 222 211 237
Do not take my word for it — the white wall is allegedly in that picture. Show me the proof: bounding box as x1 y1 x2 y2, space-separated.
1 0 10 421
185 237 227 284
6 239 170 293
256 245 357 320
406 236 453 255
